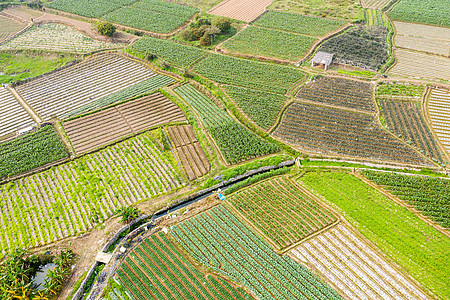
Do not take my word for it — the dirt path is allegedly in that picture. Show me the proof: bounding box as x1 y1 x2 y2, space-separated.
7 86 42 123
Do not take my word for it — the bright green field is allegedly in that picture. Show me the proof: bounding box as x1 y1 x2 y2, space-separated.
300 171 449 299
0 51 75 84
222 26 317 61
388 0 450 27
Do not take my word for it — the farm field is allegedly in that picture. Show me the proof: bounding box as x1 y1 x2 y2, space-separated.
427 88 450 155
389 49 450 81
300 171 450 299
227 177 337 250
291 223 428 300
171 205 342 300
221 25 317 61
46 0 122 18
360 0 391 9
0 125 68 180
175 84 279 164
193 53 306 94
393 21 450 57
207 0 273 22
0 87 35 138
253 10 346 37
297 76 374 113
0 15 26 43
168 125 210 181
130 36 207 68
222 85 287 130
0 132 183 257
273 101 429 166
16 52 156 121
363 170 450 228
376 81 424 99
115 232 252 300
64 92 186 155
0 23 125 53
388 0 450 27
318 26 388 71
378 98 445 164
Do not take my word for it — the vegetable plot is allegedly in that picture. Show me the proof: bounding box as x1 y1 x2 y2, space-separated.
388 0 450 27
171 205 342 300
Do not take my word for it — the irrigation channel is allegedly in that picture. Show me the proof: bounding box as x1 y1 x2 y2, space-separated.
75 159 295 300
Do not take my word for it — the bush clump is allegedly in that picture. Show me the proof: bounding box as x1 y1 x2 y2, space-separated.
96 21 116 37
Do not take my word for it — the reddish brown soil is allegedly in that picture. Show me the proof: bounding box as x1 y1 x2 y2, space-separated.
208 0 273 23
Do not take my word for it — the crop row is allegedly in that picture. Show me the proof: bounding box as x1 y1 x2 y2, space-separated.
363 170 449 228
379 98 445 164
171 205 342 300
0 125 68 180
47 0 122 18
388 0 449 27
0 132 183 257
175 84 278 164
274 101 430 166
297 76 374 112
227 177 337 250
116 232 251 300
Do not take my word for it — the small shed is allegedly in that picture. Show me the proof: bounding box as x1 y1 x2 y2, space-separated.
311 51 334 70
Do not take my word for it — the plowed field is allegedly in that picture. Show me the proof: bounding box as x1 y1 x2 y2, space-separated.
208 0 273 22
168 125 210 181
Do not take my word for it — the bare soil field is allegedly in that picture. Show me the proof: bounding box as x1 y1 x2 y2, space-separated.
208 0 273 22
393 21 450 57
0 15 26 43
168 125 210 180
360 0 391 9
290 223 428 300
389 49 450 81
427 88 450 155
64 93 186 155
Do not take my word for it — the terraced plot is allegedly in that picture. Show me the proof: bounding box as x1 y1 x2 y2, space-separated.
427 88 450 155
116 232 252 300
390 49 450 81
16 53 157 120
379 99 445 164
168 125 210 181
291 223 428 300
0 15 26 43
171 205 342 300
273 102 430 166
0 23 125 53
0 87 35 138
297 76 374 113
227 177 337 250
208 0 273 22
64 93 186 155
393 22 450 57
0 132 183 257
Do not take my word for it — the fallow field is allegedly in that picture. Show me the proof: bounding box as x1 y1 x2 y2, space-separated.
0 15 25 43
207 0 272 22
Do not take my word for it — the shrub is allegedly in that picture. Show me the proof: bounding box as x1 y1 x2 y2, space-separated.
97 21 116 37
213 17 231 32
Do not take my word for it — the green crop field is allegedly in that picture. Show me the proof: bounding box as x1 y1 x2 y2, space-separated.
130 37 207 68
363 170 450 228
47 0 121 18
0 125 68 180
254 10 346 36
193 54 306 94
300 171 450 299
171 205 342 300
221 26 317 61
388 0 450 27
227 177 337 250
376 82 424 98
175 84 279 164
223 85 287 130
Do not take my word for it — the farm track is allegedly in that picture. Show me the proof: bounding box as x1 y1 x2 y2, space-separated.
207 0 273 23
168 125 210 181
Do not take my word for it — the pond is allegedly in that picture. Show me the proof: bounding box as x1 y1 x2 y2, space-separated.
31 263 57 291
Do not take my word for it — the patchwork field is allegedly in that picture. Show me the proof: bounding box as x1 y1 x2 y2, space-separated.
227 177 337 250
0 23 125 53
0 15 26 43
291 223 428 299
16 53 156 120
115 232 252 300
0 132 183 257
388 0 450 27
171 205 341 300
208 0 273 22
175 84 278 164
390 49 450 81
64 92 186 155
0 87 35 138
393 21 450 57
168 125 210 181
273 102 430 166
427 88 450 155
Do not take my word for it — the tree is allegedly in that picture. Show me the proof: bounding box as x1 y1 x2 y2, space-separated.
96 21 116 37
117 206 140 224
212 18 231 32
